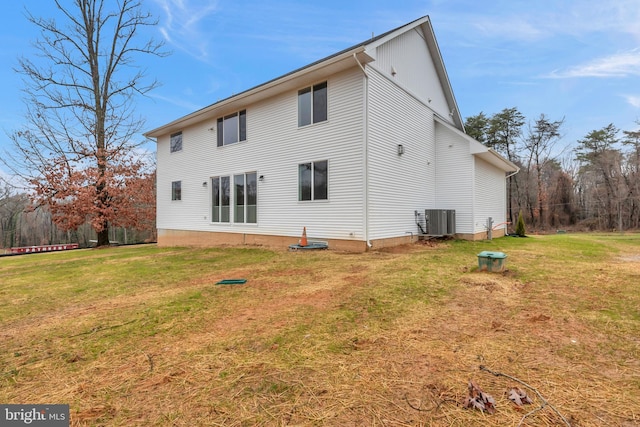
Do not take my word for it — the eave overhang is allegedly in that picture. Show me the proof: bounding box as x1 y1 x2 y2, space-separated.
145 47 374 139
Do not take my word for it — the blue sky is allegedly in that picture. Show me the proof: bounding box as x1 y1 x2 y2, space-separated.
1 0 639 180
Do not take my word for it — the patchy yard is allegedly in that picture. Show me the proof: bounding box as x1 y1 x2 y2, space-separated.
1 234 639 426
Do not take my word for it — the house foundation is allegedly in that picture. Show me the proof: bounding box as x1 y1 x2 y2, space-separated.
157 229 499 252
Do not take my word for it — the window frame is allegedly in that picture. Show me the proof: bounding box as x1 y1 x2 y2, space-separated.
211 176 230 223
298 160 328 201
217 110 247 147
233 172 257 224
212 172 256 224
171 180 182 201
170 131 183 153
298 81 327 127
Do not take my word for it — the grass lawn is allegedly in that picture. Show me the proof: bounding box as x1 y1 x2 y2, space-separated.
1 233 639 426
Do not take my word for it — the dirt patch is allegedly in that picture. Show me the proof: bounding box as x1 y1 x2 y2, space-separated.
376 239 450 253
619 254 640 262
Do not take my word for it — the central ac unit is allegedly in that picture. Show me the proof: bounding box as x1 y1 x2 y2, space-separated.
425 209 456 235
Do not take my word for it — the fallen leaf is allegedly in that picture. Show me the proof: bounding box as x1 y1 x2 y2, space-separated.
508 387 533 406
464 380 496 414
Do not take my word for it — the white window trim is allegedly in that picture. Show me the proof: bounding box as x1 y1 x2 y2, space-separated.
210 171 258 224
216 110 247 147
297 81 328 128
298 160 329 202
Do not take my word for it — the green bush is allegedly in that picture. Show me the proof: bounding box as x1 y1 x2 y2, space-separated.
515 211 526 237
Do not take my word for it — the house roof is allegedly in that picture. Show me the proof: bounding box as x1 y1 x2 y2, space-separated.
144 15 464 138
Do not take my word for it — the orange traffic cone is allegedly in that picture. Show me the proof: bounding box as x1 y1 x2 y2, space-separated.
300 227 308 247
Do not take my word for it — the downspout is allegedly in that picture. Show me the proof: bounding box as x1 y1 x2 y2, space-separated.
353 53 371 248
353 52 367 75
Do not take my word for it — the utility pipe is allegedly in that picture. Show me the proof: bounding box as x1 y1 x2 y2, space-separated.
353 53 371 250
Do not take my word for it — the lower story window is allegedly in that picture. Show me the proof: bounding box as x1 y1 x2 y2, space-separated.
212 176 230 222
234 172 257 223
212 172 256 223
171 181 181 201
298 160 328 201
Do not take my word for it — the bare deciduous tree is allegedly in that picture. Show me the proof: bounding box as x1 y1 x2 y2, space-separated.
523 115 564 226
2 0 165 246
0 183 28 248
622 124 640 229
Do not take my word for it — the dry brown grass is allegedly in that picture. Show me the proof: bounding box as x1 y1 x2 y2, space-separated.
1 234 639 426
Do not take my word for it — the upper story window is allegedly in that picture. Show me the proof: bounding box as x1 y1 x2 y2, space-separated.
298 81 327 127
170 132 183 153
171 180 182 201
217 110 247 147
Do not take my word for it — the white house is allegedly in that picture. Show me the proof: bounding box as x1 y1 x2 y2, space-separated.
145 16 518 252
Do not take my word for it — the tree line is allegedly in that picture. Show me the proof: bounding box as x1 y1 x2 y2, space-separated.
466 108 640 232
0 174 156 250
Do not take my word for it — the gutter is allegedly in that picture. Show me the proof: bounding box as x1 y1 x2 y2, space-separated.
505 168 520 179
145 46 369 139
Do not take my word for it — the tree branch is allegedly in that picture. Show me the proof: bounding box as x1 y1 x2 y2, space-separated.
479 365 571 426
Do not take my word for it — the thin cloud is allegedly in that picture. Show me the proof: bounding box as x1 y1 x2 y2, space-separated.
545 49 640 78
473 17 546 42
152 0 219 61
443 0 640 43
547 0 640 41
623 94 640 108
148 92 202 112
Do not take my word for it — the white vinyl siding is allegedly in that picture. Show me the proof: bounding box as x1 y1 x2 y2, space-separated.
367 67 436 241
373 26 452 125
474 158 507 233
434 122 474 234
155 68 365 240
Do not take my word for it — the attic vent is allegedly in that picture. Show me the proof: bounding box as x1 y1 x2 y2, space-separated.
425 209 456 235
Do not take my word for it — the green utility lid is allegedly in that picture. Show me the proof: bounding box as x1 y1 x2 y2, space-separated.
216 279 247 285
477 251 507 259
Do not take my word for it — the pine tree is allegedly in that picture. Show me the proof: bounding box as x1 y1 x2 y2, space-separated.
515 211 526 237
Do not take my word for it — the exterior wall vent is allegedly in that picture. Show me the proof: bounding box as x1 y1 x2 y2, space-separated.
425 209 456 235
